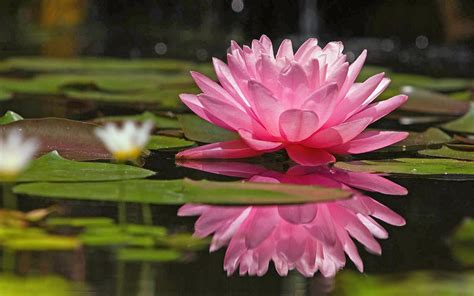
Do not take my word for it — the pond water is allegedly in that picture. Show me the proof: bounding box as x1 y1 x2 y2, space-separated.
0 54 473 296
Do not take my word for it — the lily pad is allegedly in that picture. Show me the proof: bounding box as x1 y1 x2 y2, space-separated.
3 234 80 251
178 114 239 143
442 102 474 134
400 86 469 116
0 275 85 296
46 217 115 228
335 158 474 176
419 146 474 161
14 178 351 205
390 73 469 92
1 117 110 161
147 135 194 150
117 248 181 262
16 152 154 182
93 111 181 129
377 128 451 152
0 111 23 125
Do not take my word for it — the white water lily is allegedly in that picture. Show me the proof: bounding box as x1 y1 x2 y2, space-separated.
0 132 38 179
95 121 153 162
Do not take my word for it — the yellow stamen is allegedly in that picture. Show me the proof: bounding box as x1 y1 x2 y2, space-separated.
112 148 142 162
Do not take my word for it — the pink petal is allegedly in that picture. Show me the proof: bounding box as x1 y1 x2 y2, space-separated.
304 118 371 148
301 82 338 124
327 62 349 89
199 94 253 131
248 81 284 137
279 62 309 92
238 129 283 151
332 171 408 195
257 55 280 91
349 95 408 124
176 140 262 159
212 57 250 107
190 71 240 108
322 41 344 65
245 207 279 249
329 131 409 154
286 145 336 166
179 93 232 130
276 39 294 61
259 35 273 55
278 204 318 224
360 196 406 226
177 204 209 216
294 38 319 61
337 50 367 101
279 109 319 142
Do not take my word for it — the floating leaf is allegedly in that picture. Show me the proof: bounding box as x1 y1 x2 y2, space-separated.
3 235 80 251
14 178 351 205
335 158 474 176
390 73 469 92
334 271 474 296
1 57 197 73
117 248 181 262
377 128 451 152
1 117 110 161
0 111 23 125
178 114 239 143
147 135 194 150
16 152 154 182
419 146 474 161
46 217 115 228
0 275 85 296
93 111 180 129
400 86 469 116
442 102 474 134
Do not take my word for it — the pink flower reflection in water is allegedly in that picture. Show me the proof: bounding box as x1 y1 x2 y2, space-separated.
178 161 406 277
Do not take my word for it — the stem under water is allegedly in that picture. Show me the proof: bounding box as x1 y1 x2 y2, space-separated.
141 204 153 225
2 182 17 210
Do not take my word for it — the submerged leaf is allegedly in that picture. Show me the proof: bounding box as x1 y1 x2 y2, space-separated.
178 114 239 143
16 152 154 182
419 146 474 161
0 117 110 161
14 178 351 205
442 102 474 134
335 158 474 176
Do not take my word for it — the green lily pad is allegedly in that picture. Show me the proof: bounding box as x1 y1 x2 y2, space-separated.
1 117 111 161
334 271 474 296
155 233 209 251
1 57 196 73
390 73 469 92
16 152 154 182
419 146 474 161
442 102 474 134
335 158 474 176
147 135 195 150
117 248 181 262
14 178 351 205
0 275 85 296
178 114 239 143
0 111 23 125
3 235 80 251
400 86 469 115
377 128 451 152
46 217 115 228
93 111 181 129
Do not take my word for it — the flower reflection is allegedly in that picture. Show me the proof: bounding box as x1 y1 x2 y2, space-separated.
178 161 406 277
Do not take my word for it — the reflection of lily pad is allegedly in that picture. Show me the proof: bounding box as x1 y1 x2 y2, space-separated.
17 152 154 182
178 114 239 143
442 102 474 134
452 218 474 266
14 178 351 205
335 158 474 175
419 146 474 161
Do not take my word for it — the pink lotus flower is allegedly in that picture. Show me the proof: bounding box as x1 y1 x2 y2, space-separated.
177 35 409 166
178 160 407 277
